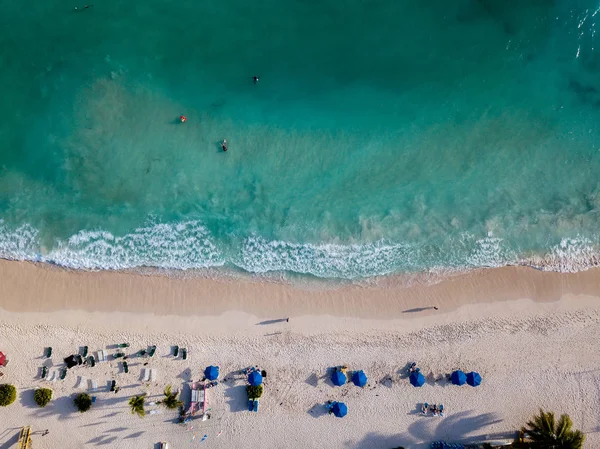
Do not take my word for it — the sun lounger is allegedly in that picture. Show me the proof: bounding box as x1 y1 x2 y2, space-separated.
117 343 129 348
143 368 150 382
123 362 128 373
182 348 187 360
173 346 179 357
46 347 52 358
97 350 106 362
439 404 445 417
82 346 88 357
87 355 95 367
47 371 56 382
75 376 86 389
110 380 116 391
41 366 48 379
113 352 125 359
148 409 161 415
149 369 157 382
248 399 259 412
148 345 156 357
60 368 67 380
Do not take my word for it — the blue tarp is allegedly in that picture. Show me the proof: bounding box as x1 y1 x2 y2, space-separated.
352 370 368 387
410 371 426 387
466 371 481 387
204 365 219 381
331 401 348 418
331 370 347 386
248 371 263 386
451 370 467 386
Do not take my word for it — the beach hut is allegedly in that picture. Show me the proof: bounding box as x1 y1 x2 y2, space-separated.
466 371 481 387
204 365 219 381
330 401 348 418
331 370 347 386
352 370 368 387
451 370 467 386
0 351 6 367
248 371 263 386
410 371 426 387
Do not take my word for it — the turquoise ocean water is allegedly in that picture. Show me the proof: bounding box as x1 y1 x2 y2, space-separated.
1 0 600 279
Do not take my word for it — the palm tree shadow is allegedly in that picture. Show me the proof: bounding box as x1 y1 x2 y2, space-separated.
408 410 503 444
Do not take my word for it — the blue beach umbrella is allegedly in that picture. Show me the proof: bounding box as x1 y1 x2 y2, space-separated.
409 371 426 387
331 401 348 418
352 370 368 387
451 370 467 386
466 371 482 387
331 370 347 386
204 365 219 381
248 371 263 386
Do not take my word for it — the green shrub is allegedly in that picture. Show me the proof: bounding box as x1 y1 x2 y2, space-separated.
74 393 92 412
34 388 53 407
160 385 183 410
246 385 263 399
0 384 17 406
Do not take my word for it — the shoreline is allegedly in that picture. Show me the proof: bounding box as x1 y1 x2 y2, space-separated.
2 260 600 321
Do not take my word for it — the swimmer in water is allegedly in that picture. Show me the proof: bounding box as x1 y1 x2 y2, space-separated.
221 139 228 152
74 4 93 11
253 76 259 84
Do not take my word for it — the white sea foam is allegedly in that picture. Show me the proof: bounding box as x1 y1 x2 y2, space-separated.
0 219 599 278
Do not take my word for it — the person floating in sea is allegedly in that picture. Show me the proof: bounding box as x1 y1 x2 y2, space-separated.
74 4 93 11
253 76 260 84
221 139 228 152
179 115 187 123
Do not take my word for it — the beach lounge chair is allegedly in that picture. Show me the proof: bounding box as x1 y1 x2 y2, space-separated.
148 345 156 357
60 368 67 380
75 375 86 389
143 368 150 382
150 369 157 382
97 350 105 362
123 362 128 373
439 404 445 417
41 366 47 379
253 399 259 412
47 371 55 382
137 349 147 357
110 380 116 391
421 403 428 415
46 347 52 358
173 346 179 357
82 346 88 358
117 343 129 348
114 352 125 359
182 348 187 360
87 355 95 367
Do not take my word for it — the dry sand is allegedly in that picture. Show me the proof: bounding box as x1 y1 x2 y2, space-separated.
0 260 599 448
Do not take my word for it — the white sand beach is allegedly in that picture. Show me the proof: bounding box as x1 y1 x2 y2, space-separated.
0 261 600 448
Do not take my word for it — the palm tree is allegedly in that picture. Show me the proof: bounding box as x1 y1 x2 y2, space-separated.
128 394 146 418
160 385 183 410
522 409 585 449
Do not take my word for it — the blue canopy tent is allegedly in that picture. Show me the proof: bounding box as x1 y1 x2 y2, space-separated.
248 371 263 386
204 365 219 381
451 370 467 386
410 371 426 387
352 370 368 387
466 371 481 387
331 370 347 386
330 401 348 418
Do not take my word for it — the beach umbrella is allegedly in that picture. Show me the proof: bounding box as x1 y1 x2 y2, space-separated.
248 371 263 386
451 370 467 386
331 370 347 386
0 352 5 367
204 365 219 381
466 371 482 387
331 401 348 418
352 370 368 387
409 371 426 387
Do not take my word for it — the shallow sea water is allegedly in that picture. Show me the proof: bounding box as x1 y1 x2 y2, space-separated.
1 0 600 278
